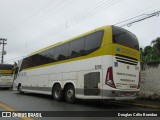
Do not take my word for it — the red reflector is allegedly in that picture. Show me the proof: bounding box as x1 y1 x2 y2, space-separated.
105 67 116 88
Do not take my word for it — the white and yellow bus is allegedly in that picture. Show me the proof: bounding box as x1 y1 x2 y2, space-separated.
13 25 140 103
0 64 14 89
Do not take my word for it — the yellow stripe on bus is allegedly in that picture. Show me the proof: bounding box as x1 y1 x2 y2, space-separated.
0 70 12 74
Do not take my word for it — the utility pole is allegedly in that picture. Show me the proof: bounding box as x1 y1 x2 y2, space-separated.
0 38 7 63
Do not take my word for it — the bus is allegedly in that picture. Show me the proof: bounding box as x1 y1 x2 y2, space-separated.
13 25 140 103
0 64 14 89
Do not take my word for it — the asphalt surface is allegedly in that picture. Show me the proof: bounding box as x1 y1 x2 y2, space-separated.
0 89 159 120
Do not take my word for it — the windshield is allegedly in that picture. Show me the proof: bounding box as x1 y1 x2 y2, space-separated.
112 26 139 50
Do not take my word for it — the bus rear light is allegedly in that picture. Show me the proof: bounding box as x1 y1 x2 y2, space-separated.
105 67 116 88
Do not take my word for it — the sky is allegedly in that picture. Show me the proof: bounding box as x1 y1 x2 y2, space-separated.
0 0 160 64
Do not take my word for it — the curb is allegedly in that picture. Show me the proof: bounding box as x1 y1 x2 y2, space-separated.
113 102 160 109
128 103 160 109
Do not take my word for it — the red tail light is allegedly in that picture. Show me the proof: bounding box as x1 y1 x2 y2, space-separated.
137 72 140 89
105 67 116 88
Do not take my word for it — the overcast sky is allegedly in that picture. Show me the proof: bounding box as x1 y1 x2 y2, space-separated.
0 0 160 63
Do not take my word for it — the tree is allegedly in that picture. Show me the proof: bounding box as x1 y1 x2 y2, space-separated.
141 37 160 65
151 37 160 54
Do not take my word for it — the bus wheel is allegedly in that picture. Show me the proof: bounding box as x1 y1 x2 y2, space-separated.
65 85 75 103
52 84 63 101
18 84 23 94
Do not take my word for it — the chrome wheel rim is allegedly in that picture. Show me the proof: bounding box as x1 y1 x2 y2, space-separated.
55 88 60 98
67 89 74 100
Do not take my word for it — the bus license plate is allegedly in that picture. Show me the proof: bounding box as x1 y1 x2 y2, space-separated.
125 92 131 96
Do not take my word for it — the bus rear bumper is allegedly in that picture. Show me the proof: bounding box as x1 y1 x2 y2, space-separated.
102 96 137 101
102 89 139 100
115 96 137 100
0 85 12 88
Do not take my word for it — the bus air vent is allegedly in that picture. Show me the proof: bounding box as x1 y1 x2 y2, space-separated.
115 54 138 65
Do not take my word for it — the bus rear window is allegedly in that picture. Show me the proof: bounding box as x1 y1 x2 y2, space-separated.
112 26 139 50
0 64 13 70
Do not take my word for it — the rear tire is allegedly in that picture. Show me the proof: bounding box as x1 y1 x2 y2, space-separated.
65 85 76 103
18 84 23 94
52 84 63 101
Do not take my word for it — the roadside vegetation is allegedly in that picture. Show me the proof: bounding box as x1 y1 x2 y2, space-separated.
140 37 160 66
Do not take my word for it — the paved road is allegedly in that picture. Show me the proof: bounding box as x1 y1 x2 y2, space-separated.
0 89 159 120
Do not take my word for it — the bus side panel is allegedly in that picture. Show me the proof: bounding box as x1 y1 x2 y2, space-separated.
0 76 13 88
37 75 48 87
76 69 102 99
75 56 103 99
14 56 103 99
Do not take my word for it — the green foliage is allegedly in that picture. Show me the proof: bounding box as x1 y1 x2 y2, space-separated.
141 37 160 64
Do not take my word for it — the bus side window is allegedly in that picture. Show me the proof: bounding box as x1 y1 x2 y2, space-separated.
69 37 85 58
84 31 104 55
55 43 69 61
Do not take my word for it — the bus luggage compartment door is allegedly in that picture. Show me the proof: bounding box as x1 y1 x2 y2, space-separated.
84 72 100 95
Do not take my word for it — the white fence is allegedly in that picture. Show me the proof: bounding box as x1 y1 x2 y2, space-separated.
139 63 160 99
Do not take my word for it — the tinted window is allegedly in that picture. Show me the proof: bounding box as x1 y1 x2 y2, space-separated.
21 57 30 69
21 48 55 69
85 31 103 54
112 26 139 50
21 31 104 69
55 43 69 61
0 64 13 70
37 48 55 65
69 37 85 58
